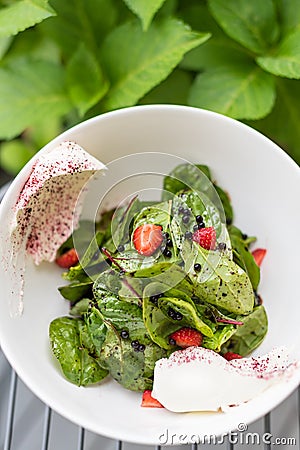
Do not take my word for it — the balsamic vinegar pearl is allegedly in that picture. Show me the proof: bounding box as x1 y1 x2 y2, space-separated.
182 215 190 224
198 222 205 228
138 344 145 352
163 232 170 239
183 208 190 216
150 295 159 306
217 242 227 251
178 205 185 214
166 238 173 247
120 330 129 339
168 307 183 320
196 215 203 224
169 338 176 346
193 224 199 232
194 263 202 272
163 249 172 258
117 244 125 252
242 233 248 240
131 340 139 349
184 231 193 240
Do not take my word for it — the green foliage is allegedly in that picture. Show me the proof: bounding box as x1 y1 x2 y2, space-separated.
1 0 300 177
123 0 167 30
0 0 56 37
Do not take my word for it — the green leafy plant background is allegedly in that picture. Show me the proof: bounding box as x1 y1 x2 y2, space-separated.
0 0 300 177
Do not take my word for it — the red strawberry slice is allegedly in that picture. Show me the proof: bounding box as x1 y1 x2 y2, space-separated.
192 226 216 250
170 327 203 348
252 248 267 267
133 224 163 256
56 248 79 268
223 352 242 361
141 390 164 408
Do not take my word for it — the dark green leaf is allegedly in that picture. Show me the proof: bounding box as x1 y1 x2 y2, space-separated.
123 0 167 30
58 280 93 302
180 3 251 72
85 307 108 358
208 0 279 54
249 78 300 163
182 241 254 315
229 227 260 290
189 61 276 120
0 0 56 37
275 0 300 35
40 0 118 57
100 18 210 110
256 29 300 79
0 58 71 139
49 317 108 386
221 305 268 356
140 69 193 105
66 44 109 117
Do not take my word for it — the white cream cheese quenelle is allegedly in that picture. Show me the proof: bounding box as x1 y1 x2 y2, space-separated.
7 141 106 315
151 346 299 412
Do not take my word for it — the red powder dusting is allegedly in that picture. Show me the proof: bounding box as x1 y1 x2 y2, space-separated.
11 141 105 264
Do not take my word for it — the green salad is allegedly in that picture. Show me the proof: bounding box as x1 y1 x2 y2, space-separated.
49 163 267 390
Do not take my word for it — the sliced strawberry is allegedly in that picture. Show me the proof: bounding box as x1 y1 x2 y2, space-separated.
56 248 79 268
192 226 216 250
252 248 267 267
141 390 164 408
170 327 203 348
223 352 242 361
133 224 163 256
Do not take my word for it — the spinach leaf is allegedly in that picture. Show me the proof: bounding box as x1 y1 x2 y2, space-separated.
58 280 93 302
162 163 212 200
202 324 237 352
70 298 90 316
228 225 260 290
214 184 233 225
163 163 233 224
111 196 141 247
49 317 108 386
63 230 106 282
143 281 214 350
221 305 268 356
182 241 254 314
84 306 108 362
100 327 161 391
95 293 166 391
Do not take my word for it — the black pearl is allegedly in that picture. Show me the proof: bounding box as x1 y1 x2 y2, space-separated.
178 205 185 214
120 330 129 339
117 244 125 252
194 263 202 272
217 242 227 251
182 215 190 224
150 295 159 306
183 208 190 216
166 238 173 247
196 215 203 224
138 344 145 352
184 231 193 240
198 222 205 228
131 340 139 349
163 249 172 258
169 338 176 345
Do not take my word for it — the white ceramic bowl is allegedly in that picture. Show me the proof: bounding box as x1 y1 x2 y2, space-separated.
0 105 299 445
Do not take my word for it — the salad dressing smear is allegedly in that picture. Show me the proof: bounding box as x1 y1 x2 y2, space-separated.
7 141 105 316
